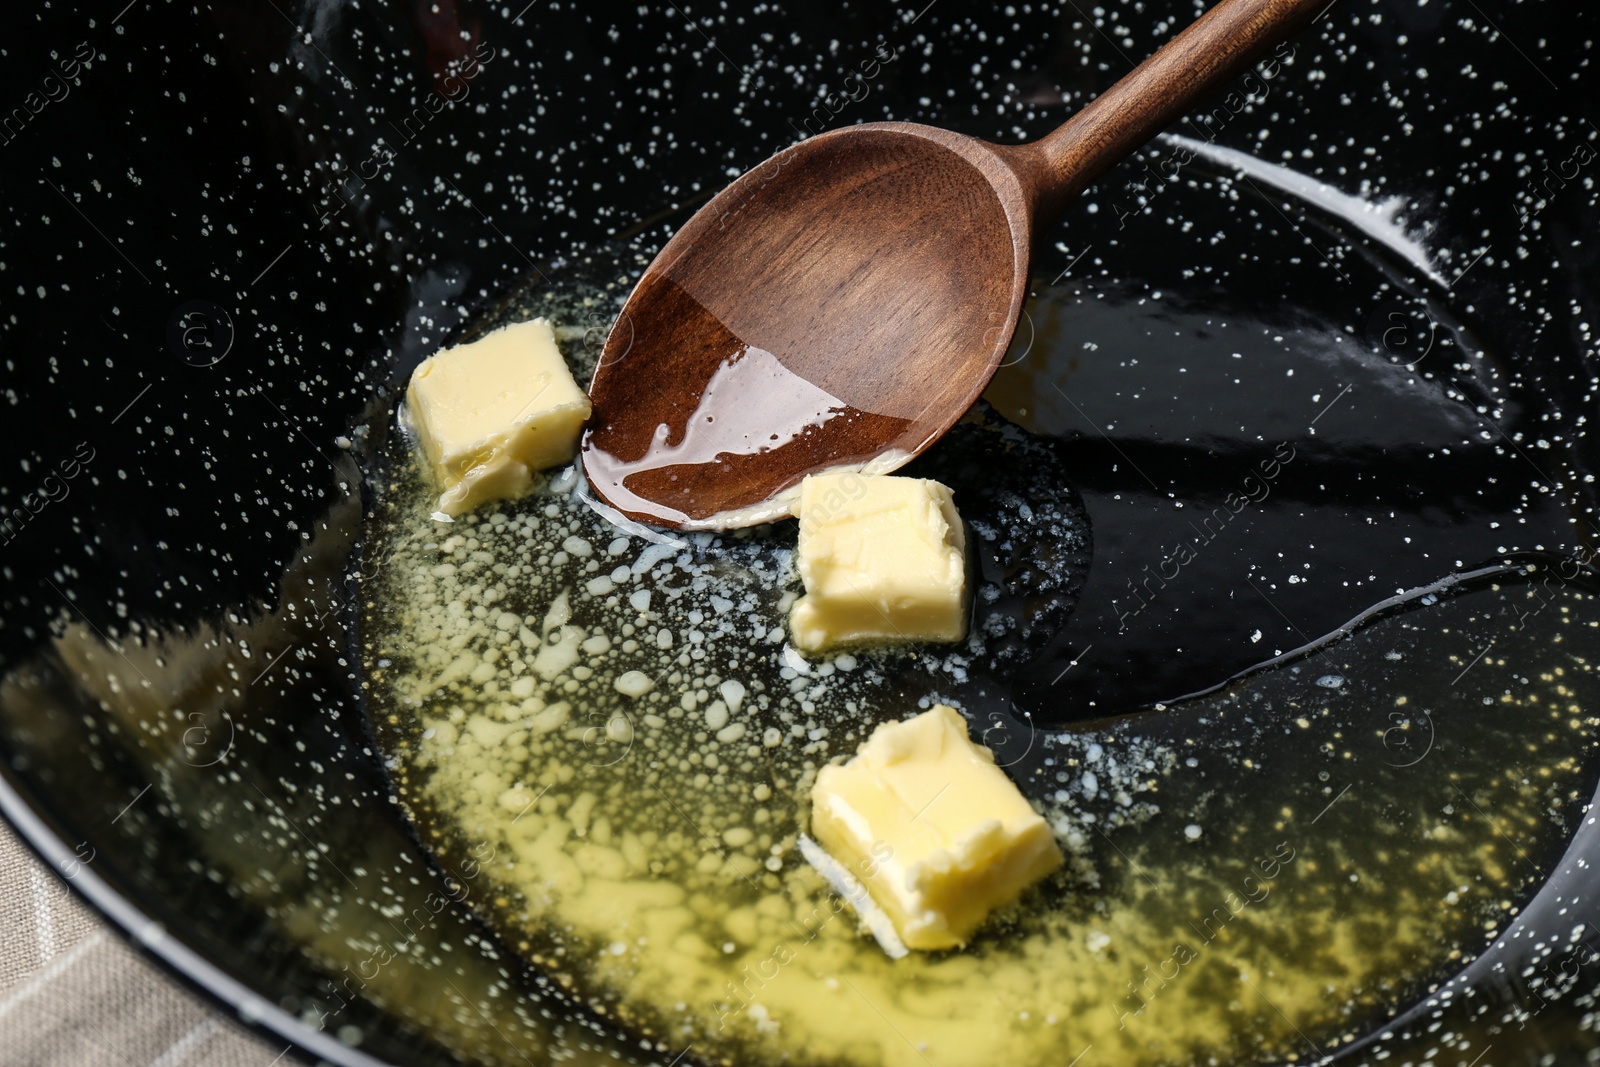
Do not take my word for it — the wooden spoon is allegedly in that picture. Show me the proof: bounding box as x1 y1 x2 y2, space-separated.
582 0 1333 530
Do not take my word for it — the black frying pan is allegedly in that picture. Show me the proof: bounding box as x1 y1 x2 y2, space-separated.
2 1 1598 1064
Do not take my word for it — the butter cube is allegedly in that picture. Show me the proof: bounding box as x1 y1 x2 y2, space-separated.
790 473 967 653
810 704 1061 951
406 318 591 516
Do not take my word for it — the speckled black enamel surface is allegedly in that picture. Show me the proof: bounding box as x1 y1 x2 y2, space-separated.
2 2 1599 1065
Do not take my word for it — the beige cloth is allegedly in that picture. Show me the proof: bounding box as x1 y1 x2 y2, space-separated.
0 817 292 1067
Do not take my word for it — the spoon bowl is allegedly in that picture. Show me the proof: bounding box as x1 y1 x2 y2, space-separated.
583 124 1037 528
583 0 1334 529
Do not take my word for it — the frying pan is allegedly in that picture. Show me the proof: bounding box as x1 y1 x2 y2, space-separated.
2 1 1598 1064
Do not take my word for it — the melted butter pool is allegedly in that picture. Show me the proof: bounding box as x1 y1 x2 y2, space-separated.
360 263 1600 1067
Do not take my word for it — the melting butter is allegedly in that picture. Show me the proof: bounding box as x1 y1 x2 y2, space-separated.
809 704 1062 950
406 318 591 516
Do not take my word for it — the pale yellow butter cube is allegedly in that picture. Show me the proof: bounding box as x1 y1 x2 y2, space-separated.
810 704 1061 951
406 318 591 516
789 473 967 653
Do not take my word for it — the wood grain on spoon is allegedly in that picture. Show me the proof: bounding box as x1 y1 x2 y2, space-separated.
583 0 1335 530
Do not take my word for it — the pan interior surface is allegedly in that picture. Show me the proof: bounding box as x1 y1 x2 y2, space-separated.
1 3 1598 1067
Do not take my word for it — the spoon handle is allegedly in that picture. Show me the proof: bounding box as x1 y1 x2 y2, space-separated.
1024 0 1336 217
